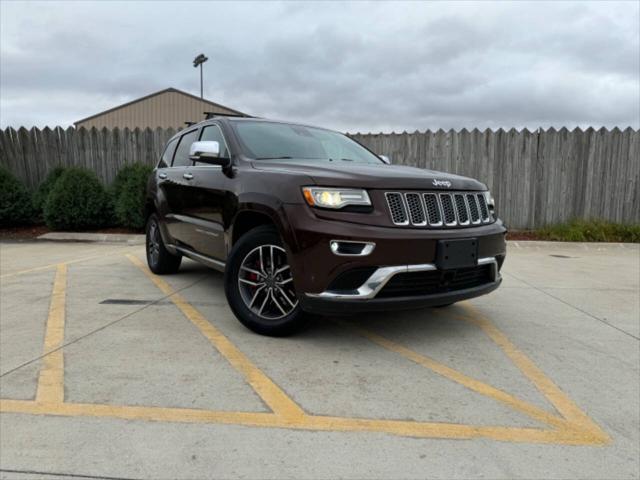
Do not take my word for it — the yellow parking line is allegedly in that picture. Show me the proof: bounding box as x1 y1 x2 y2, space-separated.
338 321 570 431
1 398 277 427
1 247 133 280
0 250 607 445
458 303 610 442
35 264 67 404
0 398 604 445
126 254 305 422
301 414 600 445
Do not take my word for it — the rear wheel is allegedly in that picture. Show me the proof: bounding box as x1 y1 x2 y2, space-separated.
225 225 308 336
146 214 181 274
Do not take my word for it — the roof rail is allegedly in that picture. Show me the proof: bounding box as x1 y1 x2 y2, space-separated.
184 121 196 127
204 111 252 119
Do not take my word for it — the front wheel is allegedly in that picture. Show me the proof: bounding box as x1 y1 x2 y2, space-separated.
224 226 309 336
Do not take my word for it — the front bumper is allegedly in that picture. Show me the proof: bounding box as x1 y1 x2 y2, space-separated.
285 204 506 288
282 204 506 315
299 256 501 314
300 277 502 315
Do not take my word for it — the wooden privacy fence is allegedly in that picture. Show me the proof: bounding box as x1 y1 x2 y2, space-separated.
1 126 638 229
351 128 639 229
0 127 177 189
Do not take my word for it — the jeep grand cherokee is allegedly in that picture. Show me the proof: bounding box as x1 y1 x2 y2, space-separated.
145 116 506 336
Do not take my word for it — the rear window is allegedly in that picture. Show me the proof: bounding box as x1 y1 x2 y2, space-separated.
158 138 178 168
172 129 200 167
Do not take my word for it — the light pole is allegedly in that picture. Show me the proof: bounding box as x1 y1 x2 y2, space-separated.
193 53 208 99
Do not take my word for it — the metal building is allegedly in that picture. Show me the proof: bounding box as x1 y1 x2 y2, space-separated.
74 87 245 129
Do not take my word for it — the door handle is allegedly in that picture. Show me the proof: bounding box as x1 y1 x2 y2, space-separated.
158 172 167 179
183 172 194 180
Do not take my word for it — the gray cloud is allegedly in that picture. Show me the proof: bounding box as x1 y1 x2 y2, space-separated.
1 0 638 131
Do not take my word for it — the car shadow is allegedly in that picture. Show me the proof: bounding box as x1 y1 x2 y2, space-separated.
302 304 479 346
173 263 482 347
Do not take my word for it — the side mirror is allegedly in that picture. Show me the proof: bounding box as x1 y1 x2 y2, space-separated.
189 141 230 167
379 155 391 165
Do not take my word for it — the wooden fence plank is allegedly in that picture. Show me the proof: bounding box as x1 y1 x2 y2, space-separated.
1 127 638 228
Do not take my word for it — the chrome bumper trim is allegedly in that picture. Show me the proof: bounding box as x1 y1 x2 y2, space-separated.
305 257 499 300
329 240 376 257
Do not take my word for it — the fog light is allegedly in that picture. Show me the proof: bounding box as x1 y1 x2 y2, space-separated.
329 240 375 256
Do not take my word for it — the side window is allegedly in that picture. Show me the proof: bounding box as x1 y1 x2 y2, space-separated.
172 129 200 167
198 125 229 163
158 138 178 168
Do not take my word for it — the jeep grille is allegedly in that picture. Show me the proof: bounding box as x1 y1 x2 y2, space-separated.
385 192 493 227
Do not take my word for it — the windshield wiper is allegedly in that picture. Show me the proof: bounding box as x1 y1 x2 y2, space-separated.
255 156 293 160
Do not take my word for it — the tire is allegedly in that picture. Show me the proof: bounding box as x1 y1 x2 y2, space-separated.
224 225 309 336
146 213 182 274
433 302 455 308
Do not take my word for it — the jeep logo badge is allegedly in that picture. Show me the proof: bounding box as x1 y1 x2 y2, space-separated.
432 179 452 188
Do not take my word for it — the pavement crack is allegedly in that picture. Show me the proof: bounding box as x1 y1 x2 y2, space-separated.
0 275 209 379
0 468 141 480
507 272 640 341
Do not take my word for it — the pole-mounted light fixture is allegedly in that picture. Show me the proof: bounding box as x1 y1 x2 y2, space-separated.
193 54 209 99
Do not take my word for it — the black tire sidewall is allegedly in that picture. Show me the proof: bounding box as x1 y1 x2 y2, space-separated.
145 215 159 270
145 213 181 274
224 226 306 336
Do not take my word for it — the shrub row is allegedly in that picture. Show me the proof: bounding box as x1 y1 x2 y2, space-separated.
0 164 153 230
0 166 35 226
535 219 640 243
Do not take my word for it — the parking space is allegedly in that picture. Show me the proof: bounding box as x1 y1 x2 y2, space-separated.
0 240 638 479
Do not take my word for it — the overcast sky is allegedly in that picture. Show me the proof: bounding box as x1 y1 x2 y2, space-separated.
1 1 638 132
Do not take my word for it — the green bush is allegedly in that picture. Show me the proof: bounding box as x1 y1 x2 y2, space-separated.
43 167 111 230
0 166 35 226
536 219 640 243
110 163 153 229
33 166 67 214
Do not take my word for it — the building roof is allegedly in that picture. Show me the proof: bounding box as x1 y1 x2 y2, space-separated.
74 87 246 126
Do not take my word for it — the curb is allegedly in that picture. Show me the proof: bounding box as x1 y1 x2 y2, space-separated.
507 240 639 250
37 232 145 245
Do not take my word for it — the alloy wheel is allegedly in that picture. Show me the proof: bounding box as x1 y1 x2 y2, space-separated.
147 221 160 266
238 244 298 320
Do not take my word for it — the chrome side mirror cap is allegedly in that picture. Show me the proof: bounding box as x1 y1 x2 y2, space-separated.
189 141 220 161
379 155 391 164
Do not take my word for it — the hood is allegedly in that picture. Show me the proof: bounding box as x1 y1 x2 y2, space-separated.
250 159 486 191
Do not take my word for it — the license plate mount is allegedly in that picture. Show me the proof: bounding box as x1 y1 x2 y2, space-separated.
436 238 478 270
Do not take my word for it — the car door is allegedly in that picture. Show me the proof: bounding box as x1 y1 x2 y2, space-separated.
182 123 230 261
162 128 200 247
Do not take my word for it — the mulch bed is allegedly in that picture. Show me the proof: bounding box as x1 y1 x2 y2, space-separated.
506 231 542 241
2 225 542 242
0 225 142 240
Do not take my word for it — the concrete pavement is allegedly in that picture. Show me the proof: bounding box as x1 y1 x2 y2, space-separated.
0 240 638 479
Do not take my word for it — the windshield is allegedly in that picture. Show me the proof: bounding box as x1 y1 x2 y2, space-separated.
231 121 383 164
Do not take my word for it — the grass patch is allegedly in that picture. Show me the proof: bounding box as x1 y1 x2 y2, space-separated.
535 220 640 243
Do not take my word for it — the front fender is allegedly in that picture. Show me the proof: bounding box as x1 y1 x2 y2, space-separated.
231 193 302 255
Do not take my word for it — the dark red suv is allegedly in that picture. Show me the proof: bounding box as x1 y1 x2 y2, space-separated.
145 116 506 335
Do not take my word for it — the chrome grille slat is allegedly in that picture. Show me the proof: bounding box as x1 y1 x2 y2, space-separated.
440 194 457 226
453 194 470 225
467 194 481 224
405 193 427 226
477 194 490 222
384 191 494 228
423 194 443 226
385 192 409 225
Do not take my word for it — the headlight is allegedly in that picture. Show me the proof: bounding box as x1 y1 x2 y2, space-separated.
302 187 371 209
483 191 495 212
